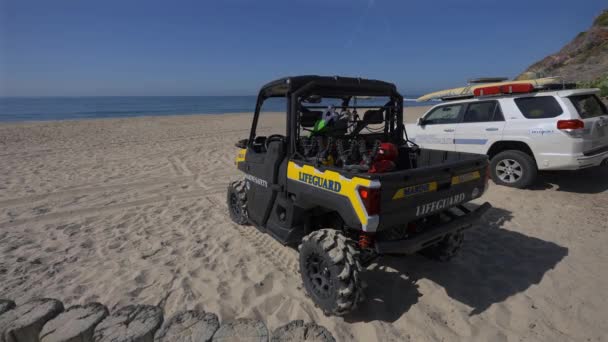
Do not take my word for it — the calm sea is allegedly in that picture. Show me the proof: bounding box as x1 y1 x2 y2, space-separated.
0 96 429 123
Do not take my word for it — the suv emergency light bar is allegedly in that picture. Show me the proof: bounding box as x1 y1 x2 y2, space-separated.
439 82 576 102
473 83 535 97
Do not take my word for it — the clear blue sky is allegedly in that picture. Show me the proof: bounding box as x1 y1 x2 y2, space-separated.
0 0 605 96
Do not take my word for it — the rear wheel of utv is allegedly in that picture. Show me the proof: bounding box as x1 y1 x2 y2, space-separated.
490 150 537 188
299 229 364 316
227 179 248 225
421 231 464 262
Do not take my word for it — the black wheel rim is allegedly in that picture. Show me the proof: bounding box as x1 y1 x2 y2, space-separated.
229 192 241 217
305 253 334 299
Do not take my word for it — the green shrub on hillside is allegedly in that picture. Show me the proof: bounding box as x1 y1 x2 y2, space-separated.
578 75 608 97
593 11 608 26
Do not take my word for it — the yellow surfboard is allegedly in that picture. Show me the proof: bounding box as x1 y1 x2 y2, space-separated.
416 77 562 102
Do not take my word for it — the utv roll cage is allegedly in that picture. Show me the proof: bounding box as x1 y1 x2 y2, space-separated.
249 75 405 155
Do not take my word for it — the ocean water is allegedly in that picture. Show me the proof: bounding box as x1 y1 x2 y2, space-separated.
0 96 429 122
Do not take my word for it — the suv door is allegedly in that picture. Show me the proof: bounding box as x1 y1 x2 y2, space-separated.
454 100 506 154
413 103 465 151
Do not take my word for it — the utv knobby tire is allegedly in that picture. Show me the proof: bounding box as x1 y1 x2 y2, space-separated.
299 229 364 316
490 150 537 188
421 231 464 262
227 179 248 225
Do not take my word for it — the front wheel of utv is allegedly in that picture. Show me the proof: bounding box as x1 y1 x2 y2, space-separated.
227 179 248 225
299 229 364 316
421 231 464 262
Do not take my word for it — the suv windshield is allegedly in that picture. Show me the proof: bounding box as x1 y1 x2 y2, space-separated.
569 94 608 119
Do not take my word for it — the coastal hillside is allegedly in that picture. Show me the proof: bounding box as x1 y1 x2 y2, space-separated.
517 10 608 94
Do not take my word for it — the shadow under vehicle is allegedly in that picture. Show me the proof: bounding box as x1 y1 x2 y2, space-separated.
346 205 568 322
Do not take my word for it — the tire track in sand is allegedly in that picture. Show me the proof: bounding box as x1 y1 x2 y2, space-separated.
0 176 195 208
168 155 193 177
205 194 300 276
0 188 226 229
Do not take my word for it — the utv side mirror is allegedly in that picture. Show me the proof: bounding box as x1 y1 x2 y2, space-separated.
235 139 248 148
417 117 426 126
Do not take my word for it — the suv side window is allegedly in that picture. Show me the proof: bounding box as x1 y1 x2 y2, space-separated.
463 101 504 123
423 104 463 124
569 94 608 119
494 104 505 121
514 96 563 119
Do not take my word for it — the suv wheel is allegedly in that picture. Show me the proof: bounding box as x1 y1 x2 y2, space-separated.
299 229 364 316
227 179 248 225
490 150 537 188
421 231 464 262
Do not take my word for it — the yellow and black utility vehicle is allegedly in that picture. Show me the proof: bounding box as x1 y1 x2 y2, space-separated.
228 75 491 316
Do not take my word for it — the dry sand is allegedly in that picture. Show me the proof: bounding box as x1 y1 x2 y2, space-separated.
0 107 607 341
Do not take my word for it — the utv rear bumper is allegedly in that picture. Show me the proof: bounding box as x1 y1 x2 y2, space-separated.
375 202 492 255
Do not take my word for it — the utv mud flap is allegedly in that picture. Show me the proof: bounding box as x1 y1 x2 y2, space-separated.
375 202 492 255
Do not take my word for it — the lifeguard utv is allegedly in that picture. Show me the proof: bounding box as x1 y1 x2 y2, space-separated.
227 76 491 315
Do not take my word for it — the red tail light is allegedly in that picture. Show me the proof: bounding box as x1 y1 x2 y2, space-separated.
557 120 584 130
358 186 380 216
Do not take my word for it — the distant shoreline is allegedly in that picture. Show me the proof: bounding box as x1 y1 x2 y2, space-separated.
0 96 431 123
0 106 432 126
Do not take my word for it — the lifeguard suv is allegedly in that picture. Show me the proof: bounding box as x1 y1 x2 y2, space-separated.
406 80 608 188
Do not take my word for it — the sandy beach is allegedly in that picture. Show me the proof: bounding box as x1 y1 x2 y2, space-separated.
1 106 607 341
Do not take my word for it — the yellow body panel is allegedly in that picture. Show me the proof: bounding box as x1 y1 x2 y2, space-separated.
235 148 246 165
416 77 561 102
287 161 374 226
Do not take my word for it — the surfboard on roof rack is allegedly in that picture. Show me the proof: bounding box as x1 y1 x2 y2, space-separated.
416 77 564 102
467 77 509 84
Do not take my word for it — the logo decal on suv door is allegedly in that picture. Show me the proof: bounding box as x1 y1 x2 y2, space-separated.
529 128 555 135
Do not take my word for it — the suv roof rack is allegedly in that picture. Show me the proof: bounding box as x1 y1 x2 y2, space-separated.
440 95 475 101
467 77 509 84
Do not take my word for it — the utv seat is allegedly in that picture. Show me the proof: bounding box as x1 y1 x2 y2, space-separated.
300 108 323 128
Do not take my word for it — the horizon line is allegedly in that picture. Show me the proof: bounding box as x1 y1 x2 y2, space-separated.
0 92 426 98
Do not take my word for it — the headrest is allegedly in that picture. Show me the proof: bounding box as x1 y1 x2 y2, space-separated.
300 109 323 127
363 109 384 124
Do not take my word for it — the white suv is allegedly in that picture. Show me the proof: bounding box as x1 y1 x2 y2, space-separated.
406 88 608 188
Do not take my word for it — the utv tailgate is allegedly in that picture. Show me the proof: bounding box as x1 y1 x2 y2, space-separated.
375 150 489 230
375 202 491 254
